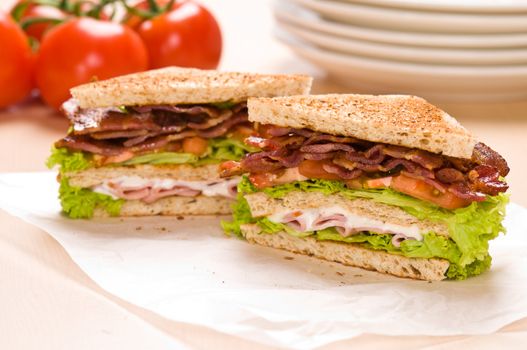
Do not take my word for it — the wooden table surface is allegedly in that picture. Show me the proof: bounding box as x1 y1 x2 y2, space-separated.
1 0 527 349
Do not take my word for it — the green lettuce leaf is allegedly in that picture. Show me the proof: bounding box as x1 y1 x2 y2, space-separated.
224 176 507 279
47 147 92 172
204 138 258 162
58 177 123 219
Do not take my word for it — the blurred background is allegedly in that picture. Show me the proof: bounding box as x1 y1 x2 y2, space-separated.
1 0 526 205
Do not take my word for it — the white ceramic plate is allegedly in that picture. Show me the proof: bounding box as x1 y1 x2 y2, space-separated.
275 30 527 102
343 0 527 14
277 20 527 66
289 0 527 33
274 2 527 49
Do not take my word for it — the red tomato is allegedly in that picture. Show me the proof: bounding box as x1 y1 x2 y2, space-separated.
298 160 341 180
17 2 66 41
137 0 222 69
365 176 392 189
0 12 33 108
35 18 148 109
232 125 257 141
249 173 277 189
391 174 470 210
182 136 208 155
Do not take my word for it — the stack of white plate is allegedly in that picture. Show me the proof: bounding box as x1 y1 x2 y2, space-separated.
274 0 527 101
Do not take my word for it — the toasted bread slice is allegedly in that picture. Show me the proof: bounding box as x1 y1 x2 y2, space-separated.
244 191 449 237
241 224 449 281
66 163 223 188
248 94 476 159
94 195 232 217
70 67 313 109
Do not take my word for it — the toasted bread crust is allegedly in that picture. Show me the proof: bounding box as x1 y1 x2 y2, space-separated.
93 195 233 217
244 191 449 237
242 224 449 281
70 67 313 108
66 163 223 188
248 94 476 159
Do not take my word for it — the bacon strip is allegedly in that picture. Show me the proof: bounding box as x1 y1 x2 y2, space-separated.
55 100 249 162
221 127 509 204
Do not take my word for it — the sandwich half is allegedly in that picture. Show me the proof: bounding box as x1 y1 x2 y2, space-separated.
221 94 510 281
47 67 312 218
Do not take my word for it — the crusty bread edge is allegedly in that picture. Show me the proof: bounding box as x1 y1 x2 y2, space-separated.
247 94 476 159
70 67 313 108
241 224 449 281
92 195 233 217
66 163 224 188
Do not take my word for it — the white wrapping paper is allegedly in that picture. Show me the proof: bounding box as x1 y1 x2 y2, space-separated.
1 172 527 349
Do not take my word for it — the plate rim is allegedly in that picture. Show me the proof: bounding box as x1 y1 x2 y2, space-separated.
289 0 527 33
274 2 527 48
277 19 527 66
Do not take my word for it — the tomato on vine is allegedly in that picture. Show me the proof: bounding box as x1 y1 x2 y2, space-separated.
130 0 222 69
0 12 34 108
35 17 149 109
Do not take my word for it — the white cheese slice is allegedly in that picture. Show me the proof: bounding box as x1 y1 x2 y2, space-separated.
268 206 423 240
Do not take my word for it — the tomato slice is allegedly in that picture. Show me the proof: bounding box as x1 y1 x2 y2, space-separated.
182 136 208 156
248 173 276 189
365 176 392 189
230 125 256 141
391 174 470 210
298 160 341 180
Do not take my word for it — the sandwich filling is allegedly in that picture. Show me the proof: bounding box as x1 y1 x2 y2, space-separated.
55 99 256 167
267 206 423 243
221 125 510 280
92 176 240 202
221 125 509 209
48 99 256 218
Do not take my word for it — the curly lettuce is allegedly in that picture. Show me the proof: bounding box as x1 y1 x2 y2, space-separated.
58 177 123 219
223 177 507 279
47 147 92 172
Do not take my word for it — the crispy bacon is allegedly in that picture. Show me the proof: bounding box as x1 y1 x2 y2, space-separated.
224 126 509 205
54 100 249 162
300 143 355 153
322 164 362 180
197 114 249 138
303 134 359 145
436 168 465 184
472 142 510 177
468 165 509 195
55 135 122 156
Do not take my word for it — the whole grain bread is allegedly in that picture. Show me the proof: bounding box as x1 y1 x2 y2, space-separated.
70 67 313 108
248 94 476 159
241 224 449 281
66 163 224 188
94 195 232 217
244 191 449 237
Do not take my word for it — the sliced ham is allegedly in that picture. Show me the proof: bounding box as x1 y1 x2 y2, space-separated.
92 176 241 204
142 187 201 203
268 206 424 242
